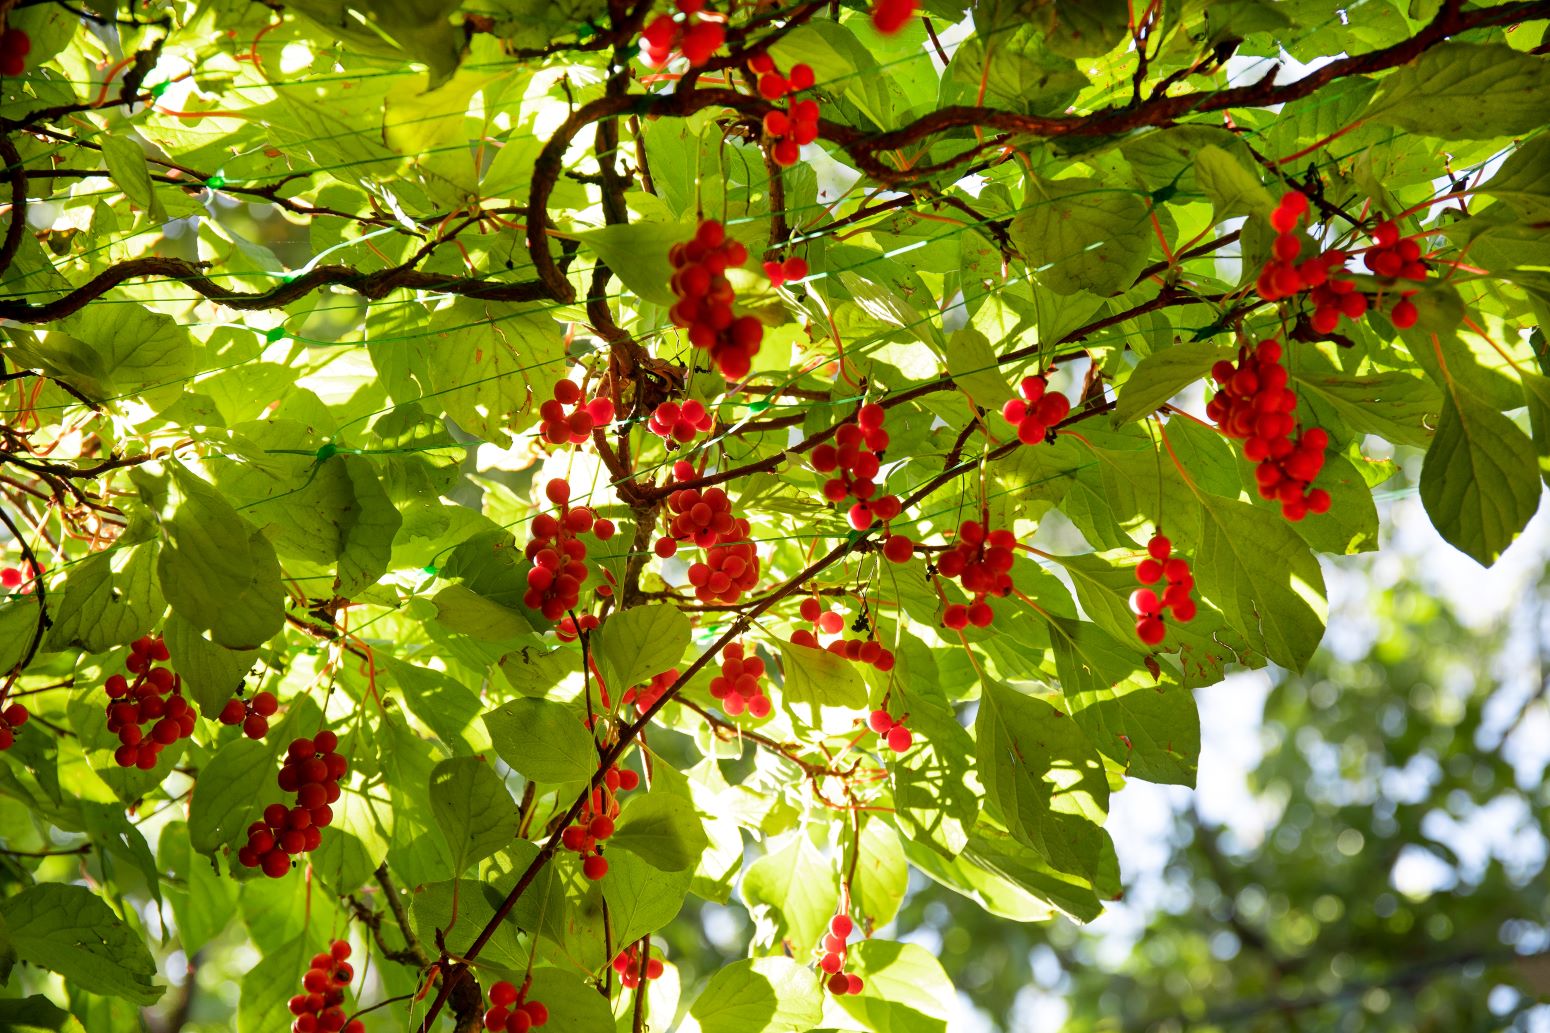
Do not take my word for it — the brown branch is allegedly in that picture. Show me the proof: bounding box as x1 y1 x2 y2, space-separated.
0 505 49 676
0 134 26 279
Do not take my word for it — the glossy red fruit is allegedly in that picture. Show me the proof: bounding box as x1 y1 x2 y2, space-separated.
582 854 609 881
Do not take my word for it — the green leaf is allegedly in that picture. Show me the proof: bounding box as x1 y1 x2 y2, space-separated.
158 464 285 650
1114 341 1234 425
688 957 823 1033
99 135 162 221
1194 490 1328 670
602 849 692 948
945 328 1014 410
592 604 691 697
42 542 161 654
574 220 692 308
413 880 529 973
1365 43 1550 140
1288 367 1442 449
1193 145 1277 223
778 642 868 709
0 995 84 1033
1010 177 1150 295
483 697 596 784
1048 617 1200 786
238 934 314 1033
1420 392 1540 566
852 819 908 928
433 584 544 641
902 835 1057 922
162 613 258 717
335 457 402 596
32 303 194 401
960 821 1105 921
975 682 1110 881
610 789 710 872
526 966 617 1032
741 832 838 954
0 884 164 1005
1481 135 1550 222
429 755 519 876
835 940 957 1033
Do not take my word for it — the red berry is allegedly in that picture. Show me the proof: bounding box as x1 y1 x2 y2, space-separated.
582 854 609 881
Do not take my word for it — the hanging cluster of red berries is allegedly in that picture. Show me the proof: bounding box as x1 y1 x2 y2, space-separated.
238 731 347 878
0 700 28 750
937 521 1016 629
748 54 819 167
708 641 771 719
538 380 614 446
686 535 760 603
1130 535 1197 645
1257 192 1424 333
0 28 30 77
0 559 42 593
640 0 722 68
1206 340 1332 521
812 405 903 532
1000 373 1070 446
763 254 809 288
870 0 916 33
217 689 278 740
612 943 666 989
524 479 614 622
104 635 195 769
286 940 363 1033
484 978 549 1032
560 761 640 882
647 398 713 444
624 667 677 714
867 708 913 753
791 599 897 671
663 471 739 548
669 220 763 379
818 914 865 995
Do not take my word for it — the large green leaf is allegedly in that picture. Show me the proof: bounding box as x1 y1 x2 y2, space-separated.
610 789 710 872
688 957 824 1033
158 464 285 650
592 604 691 697
483 697 596 784
1010 176 1150 295
1366 42 1550 140
0 885 164 1006
429 755 519 876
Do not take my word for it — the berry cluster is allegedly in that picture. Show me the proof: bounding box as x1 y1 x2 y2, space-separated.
624 668 676 713
938 521 1016 629
748 55 820 167
867 708 913 753
1130 535 1197 645
664 479 739 547
871 0 917 33
238 731 347 878
1360 221 1425 329
640 0 723 68
685 536 760 604
0 559 42 593
762 254 808 288
708 641 771 719
485 979 549 1032
217 689 278 740
0 700 27 750
560 762 640 882
104 635 195 769
611 943 665 989
812 405 903 532
669 220 763 379
1205 340 1331 521
1257 192 1423 333
0 28 30 77
538 380 615 446
818 914 865 995
647 399 713 444
1000 374 1070 446
524 479 609 622
286 940 362 1033
791 600 898 671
